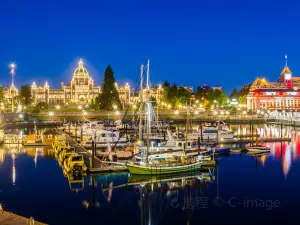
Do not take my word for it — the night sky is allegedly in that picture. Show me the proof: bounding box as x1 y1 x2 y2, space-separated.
0 0 299 93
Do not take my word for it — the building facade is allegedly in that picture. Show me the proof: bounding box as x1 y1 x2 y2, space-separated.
247 63 300 111
3 59 164 107
3 84 18 105
31 59 100 105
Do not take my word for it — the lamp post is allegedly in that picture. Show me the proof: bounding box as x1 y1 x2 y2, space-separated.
10 63 16 113
83 110 87 119
49 112 54 122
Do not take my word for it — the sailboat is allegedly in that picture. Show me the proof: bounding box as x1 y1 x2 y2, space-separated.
127 60 203 175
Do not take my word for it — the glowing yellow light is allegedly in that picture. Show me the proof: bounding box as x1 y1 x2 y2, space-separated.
49 112 54 116
196 100 199 104
56 105 60 110
194 111 199 115
113 105 117 110
174 110 179 115
243 111 247 114
78 105 82 110
213 111 218 115
115 111 119 115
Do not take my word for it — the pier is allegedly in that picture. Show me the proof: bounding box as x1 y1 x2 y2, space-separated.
0 209 46 225
57 129 129 174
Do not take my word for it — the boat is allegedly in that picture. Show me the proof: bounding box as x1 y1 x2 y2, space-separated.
187 121 234 141
246 146 270 153
82 130 128 148
230 148 243 153
58 147 76 164
52 141 70 155
64 154 88 173
127 159 202 175
126 60 204 175
132 128 211 162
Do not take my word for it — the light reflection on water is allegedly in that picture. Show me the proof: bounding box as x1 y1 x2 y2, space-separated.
1 124 300 224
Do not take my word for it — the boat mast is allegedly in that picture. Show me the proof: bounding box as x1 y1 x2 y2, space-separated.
146 60 151 163
185 103 189 154
139 64 144 141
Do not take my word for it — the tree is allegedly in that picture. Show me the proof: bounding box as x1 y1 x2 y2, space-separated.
20 85 32 105
162 81 170 88
0 85 4 103
229 88 239 99
36 102 48 110
98 65 122 110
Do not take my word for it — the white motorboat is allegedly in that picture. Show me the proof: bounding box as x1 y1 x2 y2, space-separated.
246 146 270 153
82 130 128 148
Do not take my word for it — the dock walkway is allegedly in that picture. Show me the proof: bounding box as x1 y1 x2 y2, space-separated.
56 129 128 174
0 210 46 225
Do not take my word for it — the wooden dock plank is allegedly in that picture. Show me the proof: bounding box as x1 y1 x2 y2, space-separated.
0 210 46 225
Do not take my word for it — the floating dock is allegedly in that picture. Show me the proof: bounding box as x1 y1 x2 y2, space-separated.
57 129 128 174
0 209 46 225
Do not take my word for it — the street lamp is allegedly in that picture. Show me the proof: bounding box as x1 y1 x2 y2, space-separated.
19 114 24 121
83 110 87 119
56 105 61 110
49 112 54 121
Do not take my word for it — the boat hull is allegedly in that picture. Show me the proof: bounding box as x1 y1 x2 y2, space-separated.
127 162 202 175
246 147 270 153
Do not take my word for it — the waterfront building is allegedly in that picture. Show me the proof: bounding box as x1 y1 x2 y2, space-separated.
184 86 194 93
2 59 164 107
31 59 100 105
115 82 131 107
247 57 300 110
3 84 18 105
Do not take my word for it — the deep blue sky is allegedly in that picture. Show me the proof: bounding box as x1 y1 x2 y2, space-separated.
1 0 300 93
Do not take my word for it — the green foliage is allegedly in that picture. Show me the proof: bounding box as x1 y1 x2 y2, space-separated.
229 88 239 99
162 82 192 108
205 89 228 106
32 107 40 114
150 96 157 107
20 85 32 105
229 85 250 103
0 85 4 102
98 65 122 110
36 102 48 110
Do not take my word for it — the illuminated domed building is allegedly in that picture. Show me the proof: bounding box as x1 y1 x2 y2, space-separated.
31 59 101 105
247 56 300 110
2 59 164 108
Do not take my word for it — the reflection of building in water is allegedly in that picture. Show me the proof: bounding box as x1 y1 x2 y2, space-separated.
0 148 5 163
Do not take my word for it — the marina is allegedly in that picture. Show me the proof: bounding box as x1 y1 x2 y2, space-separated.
0 122 298 224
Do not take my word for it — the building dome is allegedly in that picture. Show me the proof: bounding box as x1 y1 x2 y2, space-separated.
73 59 89 77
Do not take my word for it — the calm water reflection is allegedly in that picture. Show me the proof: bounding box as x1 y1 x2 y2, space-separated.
1 124 300 225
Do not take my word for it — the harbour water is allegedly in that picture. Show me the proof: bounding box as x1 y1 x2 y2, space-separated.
1 124 300 224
